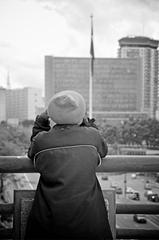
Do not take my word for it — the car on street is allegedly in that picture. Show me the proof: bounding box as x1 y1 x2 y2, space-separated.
147 193 159 202
126 187 135 194
101 175 108 181
128 191 140 200
144 180 152 190
133 214 147 223
111 184 123 194
131 173 137 179
144 190 153 197
115 187 123 194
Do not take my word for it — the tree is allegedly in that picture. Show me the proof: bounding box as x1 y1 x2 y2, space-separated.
101 124 121 144
0 124 30 197
99 117 159 150
120 118 137 145
21 119 34 127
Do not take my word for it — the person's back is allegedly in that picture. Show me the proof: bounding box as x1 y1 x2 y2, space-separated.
25 90 113 240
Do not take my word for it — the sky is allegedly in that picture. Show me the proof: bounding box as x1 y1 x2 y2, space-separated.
0 0 159 91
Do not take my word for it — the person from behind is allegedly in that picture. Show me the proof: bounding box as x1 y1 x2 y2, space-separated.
25 90 113 240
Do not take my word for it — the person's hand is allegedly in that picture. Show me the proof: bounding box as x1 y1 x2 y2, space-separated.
39 110 49 120
88 118 98 129
80 117 98 129
80 117 89 126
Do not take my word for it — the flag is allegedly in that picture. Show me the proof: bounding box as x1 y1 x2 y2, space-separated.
90 16 94 59
90 15 95 76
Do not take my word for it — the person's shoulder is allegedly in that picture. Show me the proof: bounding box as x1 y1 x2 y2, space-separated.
33 129 51 141
80 125 100 135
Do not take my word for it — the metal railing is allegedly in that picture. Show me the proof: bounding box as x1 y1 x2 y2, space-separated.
0 155 159 239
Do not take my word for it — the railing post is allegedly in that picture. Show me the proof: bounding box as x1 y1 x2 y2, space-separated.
124 173 127 198
102 189 116 240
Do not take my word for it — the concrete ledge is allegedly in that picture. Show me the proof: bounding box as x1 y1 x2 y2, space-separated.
0 155 159 173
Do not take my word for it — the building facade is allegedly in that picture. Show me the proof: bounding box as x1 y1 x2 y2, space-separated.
118 36 159 118
6 87 44 121
45 56 146 122
0 87 6 122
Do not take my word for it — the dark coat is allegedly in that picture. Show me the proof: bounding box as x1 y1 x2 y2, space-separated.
25 116 112 240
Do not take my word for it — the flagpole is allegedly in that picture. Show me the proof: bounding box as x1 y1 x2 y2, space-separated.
89 14 94 119
89 59 93 119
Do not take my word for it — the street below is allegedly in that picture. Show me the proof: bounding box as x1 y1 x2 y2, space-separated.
7 171 159 231
97 172 159 230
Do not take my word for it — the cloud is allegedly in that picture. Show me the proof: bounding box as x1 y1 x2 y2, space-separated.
0 0 159 90
36 0 159 45
19 61 42 70
0 41 14 49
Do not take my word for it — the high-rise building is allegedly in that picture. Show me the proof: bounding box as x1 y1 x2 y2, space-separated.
0 87 6 122
118 36 159 118
45 36 159 122
6 87 44 121
45 56 146 122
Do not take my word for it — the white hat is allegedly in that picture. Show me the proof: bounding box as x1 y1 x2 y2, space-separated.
47 90 86 124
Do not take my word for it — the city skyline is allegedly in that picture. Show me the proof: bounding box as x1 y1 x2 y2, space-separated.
0 0 159 90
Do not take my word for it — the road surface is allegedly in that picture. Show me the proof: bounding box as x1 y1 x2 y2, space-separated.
9 172 159 230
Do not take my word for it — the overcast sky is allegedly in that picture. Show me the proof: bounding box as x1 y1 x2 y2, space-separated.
0 0 159 91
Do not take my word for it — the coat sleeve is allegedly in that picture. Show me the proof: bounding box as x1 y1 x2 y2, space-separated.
27 137 38 161
96 131 108 158
28 112 51 160
81 118 107 157
30 111 51 141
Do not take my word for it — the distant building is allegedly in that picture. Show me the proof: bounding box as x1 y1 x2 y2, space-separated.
6 87 44 121
7 118 19 127
45 56 147 123
118 36 159 118
45 36 159 122
0 87 6 122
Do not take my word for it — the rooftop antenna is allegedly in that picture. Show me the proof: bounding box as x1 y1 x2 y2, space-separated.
141 13 145 36
6 70 11 89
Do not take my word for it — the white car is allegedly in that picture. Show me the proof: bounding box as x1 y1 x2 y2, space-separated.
126 187 135 194
144 190 153 197
131 173 137 179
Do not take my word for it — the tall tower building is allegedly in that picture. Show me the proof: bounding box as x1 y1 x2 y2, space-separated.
118 36 159 118
0 87 6 122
